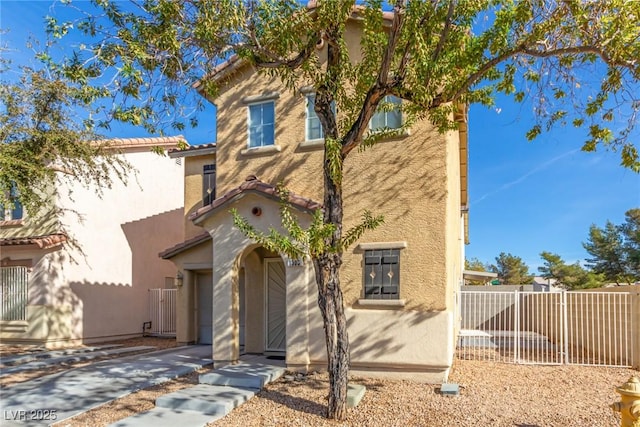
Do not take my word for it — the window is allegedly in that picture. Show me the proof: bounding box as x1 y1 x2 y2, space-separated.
202 164 216 206
248 101 275 148
370 95 402 131
1 184 23 221
306 95 323 141
363 249 400 299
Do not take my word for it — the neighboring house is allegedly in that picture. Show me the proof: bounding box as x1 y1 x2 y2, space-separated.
0 136 185 347
160 20 468 382
463 270 498 286
531 276 562 292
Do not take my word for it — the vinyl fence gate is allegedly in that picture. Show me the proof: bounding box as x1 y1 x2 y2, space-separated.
457 290 635 367
148 289 177 337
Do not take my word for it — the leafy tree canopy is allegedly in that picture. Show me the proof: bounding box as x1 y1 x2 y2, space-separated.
465 257 488 272
40 0 640 169
490 252 532 285
538 251 603 290
0 61 130 215
583 208 640 284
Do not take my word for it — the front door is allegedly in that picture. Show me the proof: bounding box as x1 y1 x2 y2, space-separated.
264 259 286 353
197 272 213 345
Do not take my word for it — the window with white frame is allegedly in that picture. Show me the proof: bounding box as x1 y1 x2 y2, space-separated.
305 95 336 141
248 101 275 148
370 95 402 131
363 249 400 299
306 95 323 141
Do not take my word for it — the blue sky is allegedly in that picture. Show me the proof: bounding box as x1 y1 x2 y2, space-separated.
2 1 639 272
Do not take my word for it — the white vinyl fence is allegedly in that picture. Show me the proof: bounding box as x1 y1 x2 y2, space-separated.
148 289 177 336
457 290 636 367
0 266 28 321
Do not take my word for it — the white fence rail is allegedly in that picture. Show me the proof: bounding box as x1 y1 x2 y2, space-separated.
148 289 177 336
457 290 635 367
0 266 28 321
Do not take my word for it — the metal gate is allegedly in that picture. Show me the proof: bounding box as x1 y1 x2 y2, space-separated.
0 266 28 321
148 289 177 336
457 290 635 367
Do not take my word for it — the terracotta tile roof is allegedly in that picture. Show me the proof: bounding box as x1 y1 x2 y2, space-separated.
159 232 211 259
168 142 217 158
0 233 67 249
104 135 188 150
190 175 322 223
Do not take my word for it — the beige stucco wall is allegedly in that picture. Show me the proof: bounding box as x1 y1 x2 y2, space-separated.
193 192 454 380
169 239 213 344
1 147 185 345
183 153 216 240
214 77 458 312
194 194 313 364
58 149 184 342
172 19 466 379
0 247 83 346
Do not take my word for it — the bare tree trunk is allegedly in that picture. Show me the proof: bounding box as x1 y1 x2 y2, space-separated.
313 254 350 419
312 135 350 420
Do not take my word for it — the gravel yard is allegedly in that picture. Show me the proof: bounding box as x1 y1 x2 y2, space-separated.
27 341 633 427
212 360 636 427
3 338 636 426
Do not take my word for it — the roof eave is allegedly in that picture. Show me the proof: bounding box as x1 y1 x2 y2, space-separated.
168 145 217 159
159 232 212 259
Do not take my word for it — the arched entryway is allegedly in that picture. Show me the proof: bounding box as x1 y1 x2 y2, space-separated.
237 246 286 357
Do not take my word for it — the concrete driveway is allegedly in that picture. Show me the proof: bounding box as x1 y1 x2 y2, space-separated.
0 345 212 426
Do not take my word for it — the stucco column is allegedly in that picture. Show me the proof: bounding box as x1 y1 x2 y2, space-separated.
285 260 312 368
212 254 235 366
176 270 195 345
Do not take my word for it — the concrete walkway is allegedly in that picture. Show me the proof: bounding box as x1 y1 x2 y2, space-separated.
0 346 158 377
108 361 286 427
0 345 213 426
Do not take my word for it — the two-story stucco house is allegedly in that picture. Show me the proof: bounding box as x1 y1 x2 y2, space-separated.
160 14 468 382
0 136 185 347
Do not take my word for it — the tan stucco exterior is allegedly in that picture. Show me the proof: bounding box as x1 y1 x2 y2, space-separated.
0 138 185 346
165 20 467 382
182 152 217 240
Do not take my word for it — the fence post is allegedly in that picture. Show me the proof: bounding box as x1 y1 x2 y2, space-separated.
514 290 520 363
633 291 640 370
562 291 569 365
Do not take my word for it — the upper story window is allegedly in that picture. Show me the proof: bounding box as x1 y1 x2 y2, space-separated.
363 248 400 299
1 185 23 222
248 101 275 148
370 95 402 131
202 164 216 206
305 95 337 141
306 95 323 141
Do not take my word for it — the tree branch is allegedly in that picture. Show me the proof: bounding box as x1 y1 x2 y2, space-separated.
521 45 637 70
341 0 407 157
248 36 317 70
431 0 455 65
